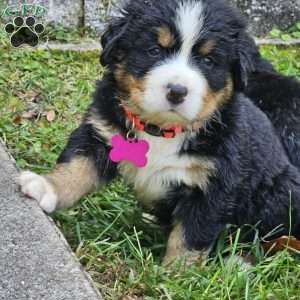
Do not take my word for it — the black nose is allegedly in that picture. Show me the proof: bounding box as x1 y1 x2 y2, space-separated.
167 84 188 105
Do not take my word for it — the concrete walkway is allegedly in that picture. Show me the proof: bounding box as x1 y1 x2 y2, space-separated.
0 142 102 300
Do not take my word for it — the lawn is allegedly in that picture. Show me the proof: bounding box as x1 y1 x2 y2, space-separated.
1 32 300 299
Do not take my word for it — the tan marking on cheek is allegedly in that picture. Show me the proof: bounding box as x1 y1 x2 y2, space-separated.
199 78 234 121
127 75 146 104
115 64 144 92
45 157 99 209
163 224 211 266
114 63 126 84
114 63 146 107
199 40 216 56
158 25 175 48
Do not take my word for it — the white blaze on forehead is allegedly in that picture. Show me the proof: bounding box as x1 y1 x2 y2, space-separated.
176 0 204 58
141 0 208 122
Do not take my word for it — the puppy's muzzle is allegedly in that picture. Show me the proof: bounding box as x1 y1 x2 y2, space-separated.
167 83 188 105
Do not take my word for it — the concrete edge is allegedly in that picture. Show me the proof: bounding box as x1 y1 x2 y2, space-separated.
3 38 298 53
256 38 300 46
51 221 103 298
0 139 103 300
31 38 300 53
37 40 102 52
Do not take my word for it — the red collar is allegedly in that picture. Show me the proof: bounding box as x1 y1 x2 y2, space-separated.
125 110 185 139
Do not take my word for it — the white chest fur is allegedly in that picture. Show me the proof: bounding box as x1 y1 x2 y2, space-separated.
118 133 215 209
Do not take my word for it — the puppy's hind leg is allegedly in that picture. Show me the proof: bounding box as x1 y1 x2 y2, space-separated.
20 122 118 213
163 223 211 267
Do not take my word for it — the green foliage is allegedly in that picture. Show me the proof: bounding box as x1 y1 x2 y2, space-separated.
1 39 300 299
260 46 300 78
0 48 103 170
42 23 98 43
270 22 300 40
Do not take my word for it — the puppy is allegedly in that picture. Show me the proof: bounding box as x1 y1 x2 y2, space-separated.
20 0 300 265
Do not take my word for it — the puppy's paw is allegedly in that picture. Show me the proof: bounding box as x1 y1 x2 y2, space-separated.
19 171 58 213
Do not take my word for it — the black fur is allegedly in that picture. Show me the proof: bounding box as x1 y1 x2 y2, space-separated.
58 0 300 254
158 96 300 249
245 71 300 169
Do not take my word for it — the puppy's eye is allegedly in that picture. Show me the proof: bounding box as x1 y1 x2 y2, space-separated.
202 56 214 66
148 46 161 57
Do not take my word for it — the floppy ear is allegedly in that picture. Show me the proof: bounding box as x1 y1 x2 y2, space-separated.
100 17 130 66
233 31 260 90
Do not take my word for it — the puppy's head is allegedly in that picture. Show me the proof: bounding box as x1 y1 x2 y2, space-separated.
101 0 260 128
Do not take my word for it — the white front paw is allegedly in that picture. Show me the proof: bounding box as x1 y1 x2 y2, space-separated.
19 171 58 213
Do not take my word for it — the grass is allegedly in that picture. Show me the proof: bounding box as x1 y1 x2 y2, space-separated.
1 32 300 299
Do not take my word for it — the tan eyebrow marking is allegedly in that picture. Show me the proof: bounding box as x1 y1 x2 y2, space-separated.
199 40 216 56
157 25 176 48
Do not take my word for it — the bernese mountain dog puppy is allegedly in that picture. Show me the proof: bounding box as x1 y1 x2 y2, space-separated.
20 0 300 265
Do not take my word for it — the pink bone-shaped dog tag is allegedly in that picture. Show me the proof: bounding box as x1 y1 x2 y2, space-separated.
109 134 150 168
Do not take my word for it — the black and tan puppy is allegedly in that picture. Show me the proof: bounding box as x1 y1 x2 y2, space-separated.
20 0 300 264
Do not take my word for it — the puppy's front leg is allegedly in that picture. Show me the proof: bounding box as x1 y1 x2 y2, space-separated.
20 122 117 213
20 157 100 213
163 224 211 266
